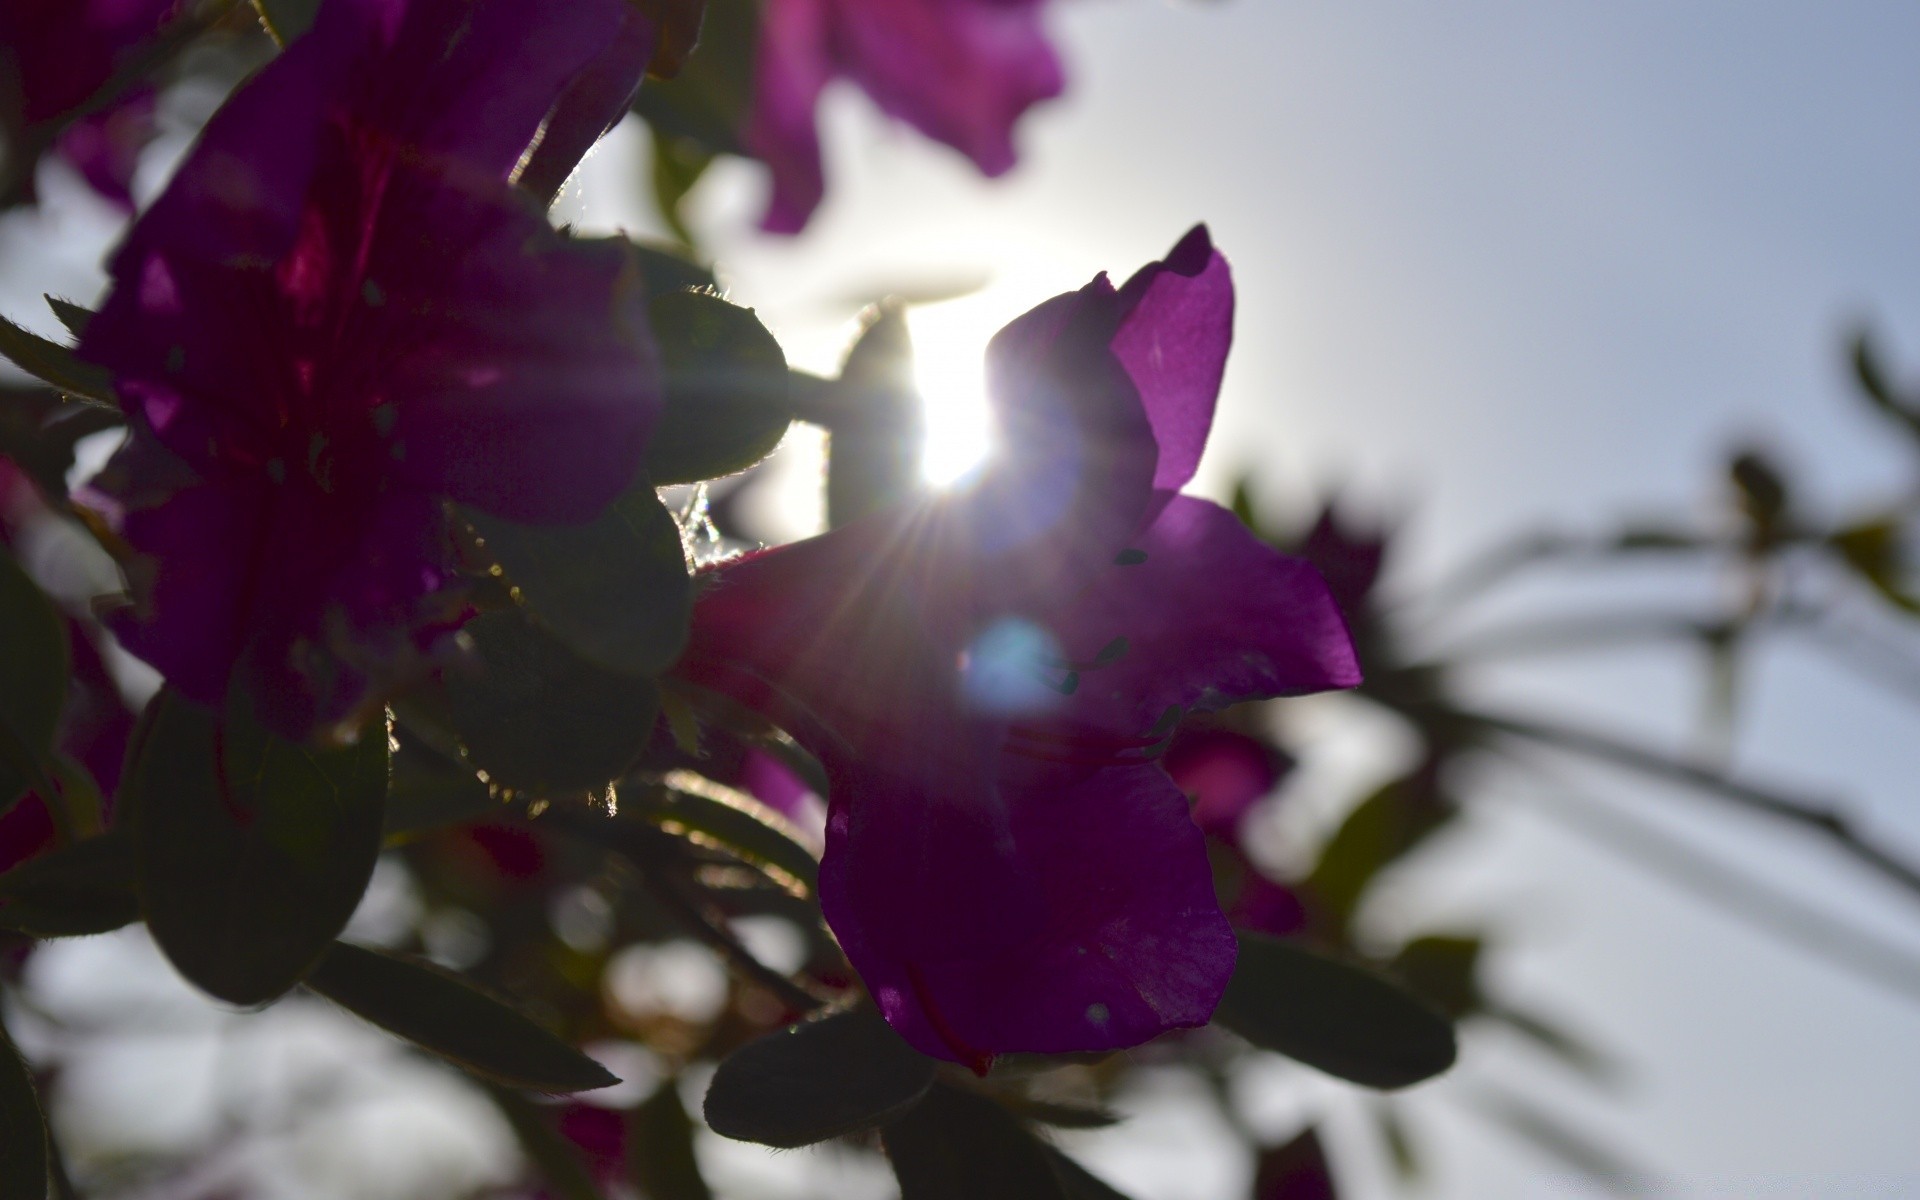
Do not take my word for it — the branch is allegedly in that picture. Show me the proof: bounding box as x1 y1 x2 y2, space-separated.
1469 707 1920 904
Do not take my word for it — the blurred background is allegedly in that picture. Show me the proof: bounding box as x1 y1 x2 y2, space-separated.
6 2 1920 1197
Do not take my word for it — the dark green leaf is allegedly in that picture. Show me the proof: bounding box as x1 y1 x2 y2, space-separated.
0 832 138 938
1253 1126 1337 1200
130 689 389 1005
1214 933 1457 1090
445 611 661 793
826 303 921 528
251 0 319 44
0 547 66 810
1370 1100 1420 1182
481 1083 607 1200
633 778 818 895
629 1081 713 1200
42 297 91 340
0 1024 48 1200
0 313 114 407
705 1004 934 1147
1851 329 1920 442
1301 774 1454 930
466 485 690 677
651 135 715 248
631 241 718 297
883 1084 1085 1200
647 292 791 486
382 728 497 837
631 0 757 152
1830 517 1919 613
1388 934 1483 1019
308 941 616 1092
1729 449 1789 534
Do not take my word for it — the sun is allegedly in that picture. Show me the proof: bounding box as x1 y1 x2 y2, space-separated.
908 301 998 487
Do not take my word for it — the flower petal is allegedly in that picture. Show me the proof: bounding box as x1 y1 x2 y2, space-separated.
822 762 1235 1062
745 0 834 234
1112 226 1234 494
1057 494 1361 735
1163 726 1291 840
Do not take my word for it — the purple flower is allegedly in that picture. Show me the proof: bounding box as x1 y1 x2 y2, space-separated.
746 0 1064 233
78 0 662 739
677 228 1360 1067
0 0 179 207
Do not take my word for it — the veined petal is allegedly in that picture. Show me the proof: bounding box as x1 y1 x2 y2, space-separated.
1058 494 1361 735
825 763 1235 1063
1112 225 1234 494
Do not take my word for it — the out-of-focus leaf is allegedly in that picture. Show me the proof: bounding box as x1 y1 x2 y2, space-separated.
0 547 66 810
1253 1126 1337 1200
1371 1100 1419 1182
129 689 388 1005
1851 329 1920 442
0 314 114 408
0 832 138 937
42 297 91 340
0 1024 48 1200
826 303 921 528
647 292 791 486
634 0 707 78
629 1081 713 1200
883 1084 1128 1200
705 1004 934 1147
482 1083 607 1200
631 0 756 152
466 485 690 678
383 729 496 837
0 394 123 502
1214 933 1457 1090
1464 1085 1656 1196
1004 1097 1122 1130
1388 934 1483 1019
635 774 817 895
445 611 661 794
1490 1005 1616 1083
1301 773 1454 930
652 135 714 247
1729 449 1789 540
251 0 318 44
307 941 616 1092
1830 517 1920 613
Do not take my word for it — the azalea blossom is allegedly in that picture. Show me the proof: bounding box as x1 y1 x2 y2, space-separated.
676 228 1360 1066
0 0 180 207
78 0 662 739
746 0 1064 232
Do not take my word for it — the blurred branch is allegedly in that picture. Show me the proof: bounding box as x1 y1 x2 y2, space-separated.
1504 756 1920 1007
1469 708 1920 905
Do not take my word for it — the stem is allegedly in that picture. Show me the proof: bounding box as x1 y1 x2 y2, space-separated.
1503 754 1920 1007
1471 707 1920 904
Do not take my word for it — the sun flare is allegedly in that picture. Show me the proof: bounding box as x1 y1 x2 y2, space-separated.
908 303 998 487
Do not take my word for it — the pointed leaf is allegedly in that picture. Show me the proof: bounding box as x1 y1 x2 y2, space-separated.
129 689 389 1005
883 1084 1087 1200
646 292 791 486
635 776 818 895
0 832 139 938
445 611 661 793
629 1081 713 1200
0 314 114 408
42 298 92 341
705 1004 934 1147
1214 933 1457 1090
0 1025 48 1200
251 0 319 44
0 548 66 810
308 941 616 1092
465 485 690 677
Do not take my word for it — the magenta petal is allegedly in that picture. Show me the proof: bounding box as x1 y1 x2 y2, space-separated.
1163 726 1291 840
1059 495 1361 734
112 473 269 707
53 87 157 209
824 763 1235 1063
1112 226 1234 494
513 6 657 202
745 0 833 233
376 185 657 524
